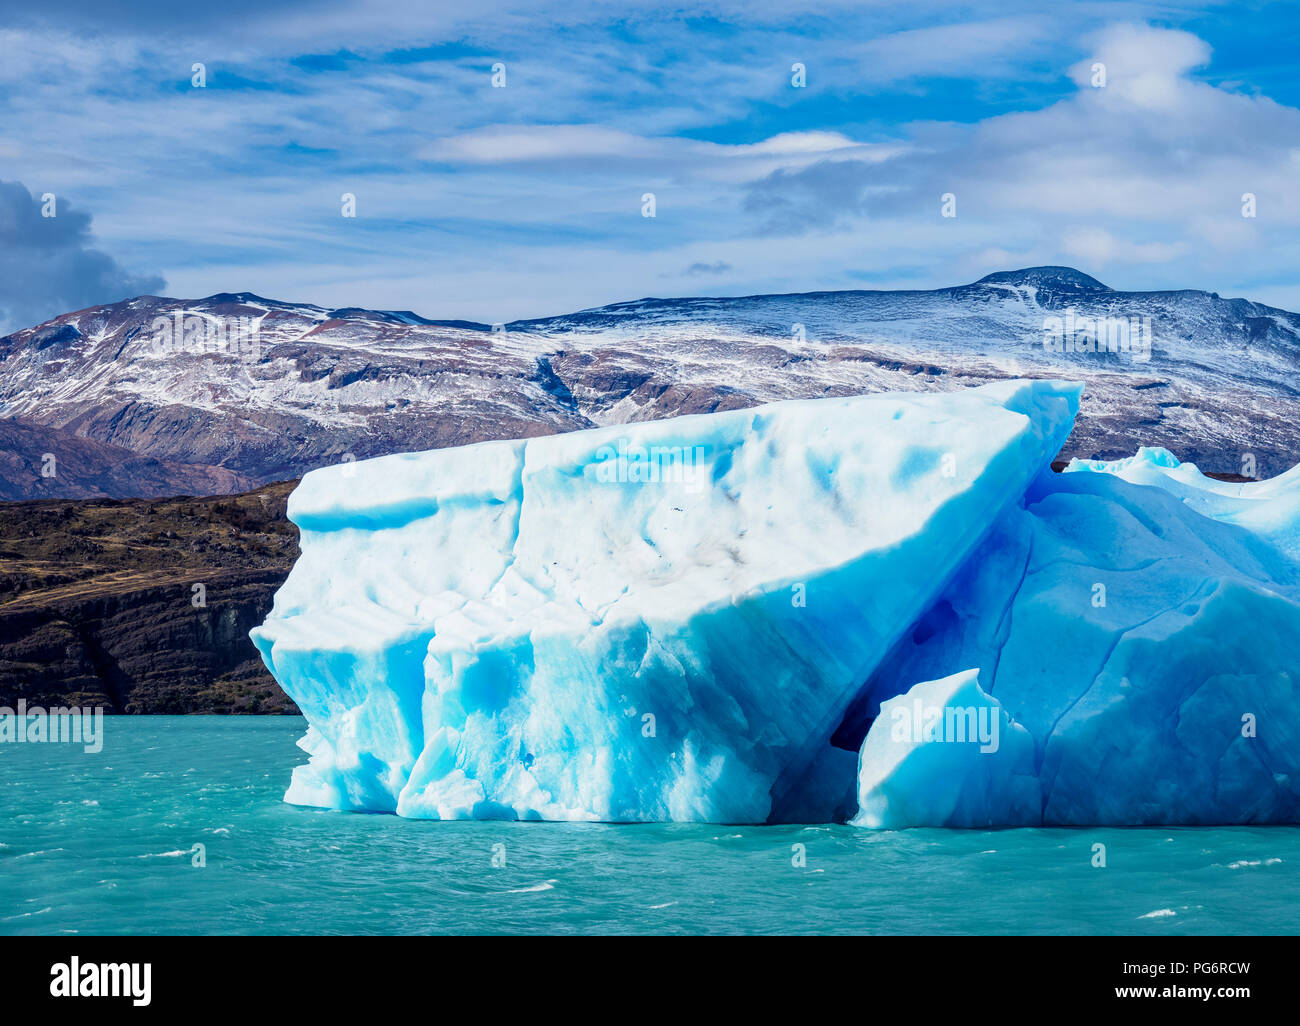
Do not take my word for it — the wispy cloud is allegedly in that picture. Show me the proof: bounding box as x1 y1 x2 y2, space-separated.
675 260 733 277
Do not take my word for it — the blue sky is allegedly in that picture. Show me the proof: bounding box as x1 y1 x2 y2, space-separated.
1 0 1299 329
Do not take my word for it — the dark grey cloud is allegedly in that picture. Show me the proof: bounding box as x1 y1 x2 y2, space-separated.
743 159 881 234
682 261 732 276
0 180 166 334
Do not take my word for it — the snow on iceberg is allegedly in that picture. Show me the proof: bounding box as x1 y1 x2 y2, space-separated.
1065 446 1300 561
250 379 1081 822
841 449 1300 828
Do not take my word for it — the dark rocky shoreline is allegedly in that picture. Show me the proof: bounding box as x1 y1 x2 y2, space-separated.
0 481 299 713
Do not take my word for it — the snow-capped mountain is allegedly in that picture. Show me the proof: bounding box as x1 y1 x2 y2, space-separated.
1 266 1297 499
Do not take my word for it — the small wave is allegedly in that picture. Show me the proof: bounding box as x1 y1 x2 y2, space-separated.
1139 909 1176 919
2 907 51 921
134 850 189 859
504 880 557 894
648 901 678 910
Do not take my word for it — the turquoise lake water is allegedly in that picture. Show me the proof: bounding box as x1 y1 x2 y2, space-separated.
2 716 1298 935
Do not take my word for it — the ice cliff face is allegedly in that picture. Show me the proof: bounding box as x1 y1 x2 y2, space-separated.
252 381 1300 826
836 447 1300 827
251 379 1080 822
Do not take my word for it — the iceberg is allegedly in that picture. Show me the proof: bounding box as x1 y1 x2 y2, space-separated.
251 379 1081 822
850 669 1038 829
841 448 1300 827
253 380 1300 828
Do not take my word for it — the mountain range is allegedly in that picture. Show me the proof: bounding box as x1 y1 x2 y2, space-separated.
3 265 1298 501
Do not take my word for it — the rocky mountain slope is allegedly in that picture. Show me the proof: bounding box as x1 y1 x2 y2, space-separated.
0 416 253 500
2 266 1297 500
0 481 298 712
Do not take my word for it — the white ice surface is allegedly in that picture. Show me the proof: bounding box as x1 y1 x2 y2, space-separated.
252 379 1080 821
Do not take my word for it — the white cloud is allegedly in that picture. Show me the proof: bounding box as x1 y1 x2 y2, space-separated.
1061 226 1186 265
420 125 868 165
743 22 1300 298
1067 22 1210 109
854 15 1056 83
